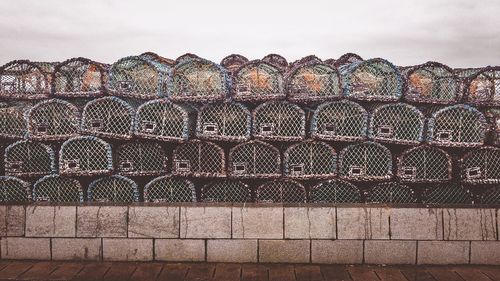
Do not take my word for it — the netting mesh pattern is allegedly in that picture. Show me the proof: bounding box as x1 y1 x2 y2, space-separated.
256 179 307 203
286 62 341 102
405 62 459 104
466 66 500 106
397 145 452 183
338 141 393 181
59 136 113 176
26 99 80 141
53 57 106 98
480 186 500 205
116 141 167 176
87 175 139 202
233 60 285 102
0 60 51 100
334 53 363 68
460 146 500 185
369 103 424 145
366 182 416 203
144 175 196 203
252 101 306 141
283 141 337 179
196 102 251 142
220 54 248 76
172 140 225 177
202 180 251 203
0 176 30 202
485 108 500 146
261 54 288 72
289 55 323 70
311 101 368 142
229 140 281 178
4 140 56 177
423 184 472 204
0 102 28 139
309 179 361 203
32 175 83 202
427 104 487 147
82 96 135 139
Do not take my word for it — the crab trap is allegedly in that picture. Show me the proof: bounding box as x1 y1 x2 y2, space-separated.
309 179 361 203
172 140 225 178
289 55 322 70
368 103 424 145
479 186 500 205
427 104 487 147
0 102 28 139
87 175 139 203
26 99 80 141
175 53 201 65
310 100 368 142
4 140 56 178
53 57 107 98
0 176 30 202
365 182 416 204
116 141 167 176
220 54 249 76
283 140 337 179
485 108 500 146
334 53 363 69
0 60 51 100
460 146 500 185
140 52 175 66
423 183 473 205
261 54 288 72
252 101 306 141
232 60 285 102
338 141 393 181
465 66 500 106
196 102 251 142
32 175 83 202
286 62 342 102
59 136 113 176
228 140 281 179
256 179 307 203
144 175 196 203
397 145 452 183
202 180 252 203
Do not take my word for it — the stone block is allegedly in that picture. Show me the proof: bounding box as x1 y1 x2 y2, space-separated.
337 207 390 239
155 239 205 262
365 240 416 264
311 240 363 264
284 207 336 239
259 240 310 263
390 208 442 240
26 206 76 237
51 238 101 261
418 241 469 264
207 239 257 263
102 238 153 261
470 241 500 265
0 205 25 236
180 207 231 239
443 208 496 241
232 207 283 239
0 237 50 260
128 206 179 238
76 206 127 237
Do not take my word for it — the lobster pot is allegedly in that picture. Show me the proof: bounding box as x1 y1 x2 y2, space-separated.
196 103 251 142
365 182 416 204
423 184 472 205
257 179 306 203
229 140 281 178
87 175 139 203
480 186 500 205
53 57 107 98
82 97 135 140
32 175 83 202
175 53 200 65
0 60 51 100
171 59 229 102
460 147 500 185
262 54 288 72
202 180 251 203
26 99 80 141
4 140 55 178
144 176 196 203
289 55 322 70
107 56 171 99
116 142 167 176
485 108 500 146
59 136 112 176
0 102 28 139
334 53 363 69
343 58 402 102
253 101 306 141
140 52 175 66
405 62 459 104
369 103 424 145
287 63 342 102
311 101 368 142
220 54 249 76
465 67 500 106
233 61 285 102
427 104 486 147
338 142 392 181
397 146 452 183
172 140 225 178
0 176 30 202
309 179 361 203
283 141 337 179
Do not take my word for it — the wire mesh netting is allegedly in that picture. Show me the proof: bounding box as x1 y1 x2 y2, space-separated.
365 182 416 203
144 175 196 203
26 99 80 141
309 179 361 203
4 140 56 177
252 101 306 141
175 53 201 65
0 60 51 100
220 54 249 76
140 52 175 66
423 184 473 205
116 141 167 176
334 53 363 69
172 140 225 178
202 180 252 203
338 141 393 181
289 55 323 71
59 136 113 176
465 66 500 106
0 102 28 139
480 186 500 205
196 102 251 142
485 108 500 146
397 145 452 183
53 57 107 98
229 140 281 179
256 179 307 203
233 60 285 102
32 174 83 202
0 176 30 202
286 62 342 102
87 175 139 203
261 54 288 72
460 146 500 185
283 140 337 179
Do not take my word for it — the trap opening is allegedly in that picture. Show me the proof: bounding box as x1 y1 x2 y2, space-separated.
437 130 453 141
290 164 304 175
120 160 134 171
65 159 80 170
203 123 218 135
233 162 247 174
377 125 393 137
466 167 482 179
323 123 336 135
401 166 416 179
260 123 274 135
142 121 156 133
349 166 365 177
175 160 191 172
119 81 133 91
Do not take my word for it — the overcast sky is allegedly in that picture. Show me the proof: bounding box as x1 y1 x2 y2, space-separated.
0 0 499 67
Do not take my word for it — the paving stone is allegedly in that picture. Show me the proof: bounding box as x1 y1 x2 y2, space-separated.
470 241 500 265
155 239 205 262
232 206 283 239
26 206 76 237
443 208 497 240
365 240 416 264
337 207 390 239
207 239 257 263
259 240 310 263
284 207 336 239
180 207 231 239
76 206 127 237
418 241 469 264
51 238 101 261
0 237 50 260
390 208 442 240
102 238 153 261
0 205 25 236
128 206 179 238
311 240 363 264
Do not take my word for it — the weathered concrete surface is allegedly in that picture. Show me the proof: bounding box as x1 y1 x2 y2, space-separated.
259 240 310 263
180 207 231 239
207 239 257 263
155 239 205 262
443 209 497 241
128 206 179 238
102 238 153 261
337 208 390 239
26 206 76 237
77 206 127 237
284 207 336 239
390 208 442 240
1 237 51 260
52 238 101 261
232 207 283 239
311 240 363 264
418 241 469 265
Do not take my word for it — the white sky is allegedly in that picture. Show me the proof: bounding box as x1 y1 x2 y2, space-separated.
0 0 499 67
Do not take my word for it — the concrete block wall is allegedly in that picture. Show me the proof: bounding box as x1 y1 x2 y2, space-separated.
1 204 499 265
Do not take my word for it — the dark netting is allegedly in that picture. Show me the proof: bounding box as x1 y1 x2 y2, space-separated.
309 179 361 203
423 184 473 205
59 136 113 176
0 102 28 139
427 104 487 147
460 146 500 185
87 175 139 203
0 60 51 100
289 55 322 70
480 186 500 205
144 175 196 203
175 53 201 65
334 53 363 68
228 140 281 179
81 96 135 140
26 99 80 141
32 175 83 202
485 108 500 146
233 60 285 102
252 101 306 141
338 141 392 181
220 54 249 76
343 58 402 102
171 59 229 102
0 176 30 202
202 180 252 203
53 57 107 98
116 141 167 176
366 182 416 204
310 100 368 142
172 140 225 178
323 58 336 67
256 179 307 203
286 62 342 102
397 145 452 183
261 54 288 72
140 52 176 66
134 99 195 142
196 102 251 142
283 140 337 179
369 103 424 145
4 140 56 177
465 66 500 106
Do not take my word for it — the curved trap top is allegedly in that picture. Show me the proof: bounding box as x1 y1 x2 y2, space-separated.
0 102 28 139
144 175 196 203
32 175 83 202
252 101 306 142
0 176 30 203
202 180 252 203
87 175 139 203
460 146 500 185
0 60 51 100
233 60 285 102
172 140 225 178
256 179 307 203
338 141 393 181
229 140 281 179
116 141 167 176
26 99 80 141
286 62 342 102
53 57 107 98
4 140 56 178
196 102 251 142
59 136 113 176
283 140 337 179
261 54 288 72
309 179 361 203
465 66 500 106
397 145 452 183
